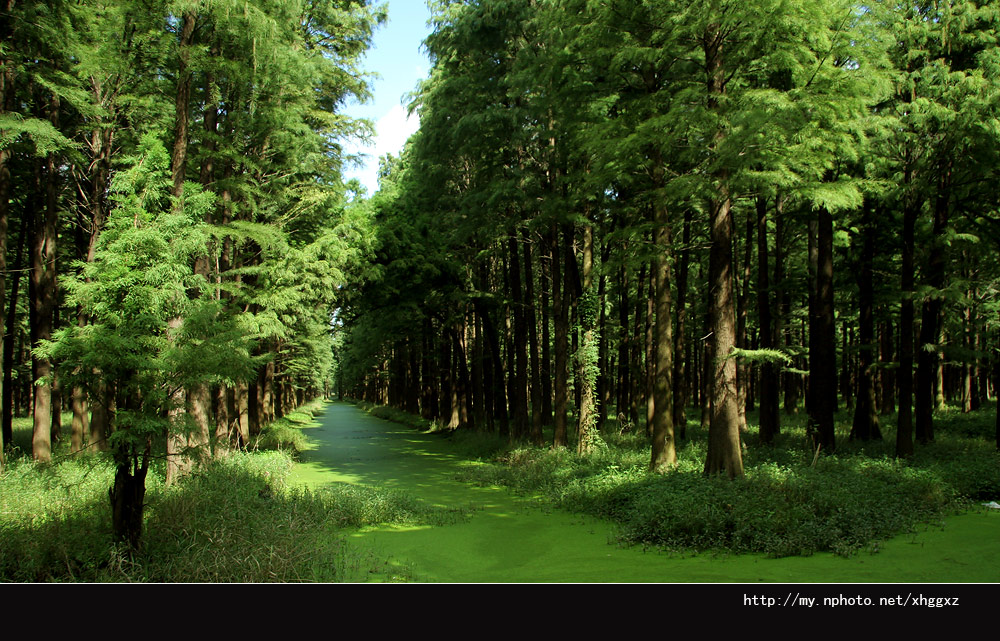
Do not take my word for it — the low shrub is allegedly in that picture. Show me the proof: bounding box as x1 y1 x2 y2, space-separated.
456 408 995 558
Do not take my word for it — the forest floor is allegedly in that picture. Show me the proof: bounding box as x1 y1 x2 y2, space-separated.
2 400 996 582
290 401 1000 582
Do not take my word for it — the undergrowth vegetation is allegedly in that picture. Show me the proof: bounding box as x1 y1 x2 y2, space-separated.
448 405 1000 558
0 400 462 582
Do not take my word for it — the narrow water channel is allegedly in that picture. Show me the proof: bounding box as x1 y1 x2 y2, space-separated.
288 402 999 583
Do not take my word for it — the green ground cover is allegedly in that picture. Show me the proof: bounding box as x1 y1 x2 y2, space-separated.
292 401 1000 582
3 400 997 582
0 401 458 582
444 407 1000 558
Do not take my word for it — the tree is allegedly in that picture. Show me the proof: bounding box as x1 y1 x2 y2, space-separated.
45 135 258 547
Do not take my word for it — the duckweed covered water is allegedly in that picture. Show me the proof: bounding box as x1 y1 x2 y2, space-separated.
288 402 999 583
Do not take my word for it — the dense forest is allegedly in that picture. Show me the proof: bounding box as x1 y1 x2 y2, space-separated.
1 0 385 546
336 0 1000 472
2 0 1000 577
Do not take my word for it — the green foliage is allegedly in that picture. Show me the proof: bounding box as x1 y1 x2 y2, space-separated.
355 400 438 432
731 348 794 366
0 455 118 581
458 409 996 558
0 442 464 582
42 135 259 454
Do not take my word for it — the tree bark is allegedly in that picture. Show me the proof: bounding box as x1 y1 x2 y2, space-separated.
508 234 529 439
576 221 599 455
645 258 656 435
736 207 752 434
0 0 15 469
897 186 918 458
672 209 692 440
523 228 544 445
165 10 197 486
32 98 60 461
617 257 630 427
551 224 569 447
703 24 743 478
809 206 837 453
915 170 949 444
879 321 895 415
851 204 881 441
539 237 553 425
110 438 150 551
2 212 26 448
756 197 779 443
650 188 676 471
775 202 799 415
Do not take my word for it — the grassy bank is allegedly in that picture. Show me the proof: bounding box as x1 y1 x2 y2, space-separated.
353 400 1000 558
0 399 461 582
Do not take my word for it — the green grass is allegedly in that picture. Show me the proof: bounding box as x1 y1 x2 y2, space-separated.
0 399 463 582
5 398 996 580
449 402 1000 558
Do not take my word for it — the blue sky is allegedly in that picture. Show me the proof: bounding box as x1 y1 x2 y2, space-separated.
341 1 435 195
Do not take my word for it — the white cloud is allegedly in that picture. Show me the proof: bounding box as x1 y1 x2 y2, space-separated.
374 103 420 158
343 104 420 195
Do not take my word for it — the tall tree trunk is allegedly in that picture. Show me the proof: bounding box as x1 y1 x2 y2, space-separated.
971 299 983 411
649 185 676 471
851 204 881 441
509 234 529 440
71 385 88 454
775 202 799 415
234 381 250 446
700 270 712 431
880 321 895 415
82 116 114 452
841 323 854 411
551 224 569 447
597 229 610 435
995 321 1000 451
672 208 692 440
962 287 973 413
262 358 275 424
421 320 435 420
524 229 544 445
645 260 656 434
807 219 818 418
0 0 15 468
756 197 779 444
406 337 420 415
2 212 26 449
166 10 197 486
809 207 837 454
915 170 949 443
32 97 60 461
897 186 918 458
617 258 630 427
703 25 743 478
630 262 643 429
736 207 752 434
576 220 599 455
540 237 553 425
478 308 494 433
471 312 485 429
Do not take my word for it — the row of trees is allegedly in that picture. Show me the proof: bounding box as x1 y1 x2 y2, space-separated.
1 0 383 545
334 0 1000 476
